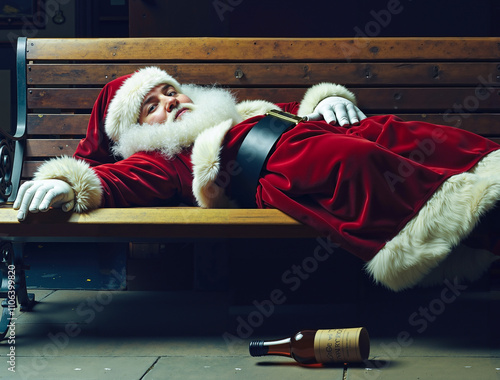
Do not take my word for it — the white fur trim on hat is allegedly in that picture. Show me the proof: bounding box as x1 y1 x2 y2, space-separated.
297 82 357 117
104 66 182 142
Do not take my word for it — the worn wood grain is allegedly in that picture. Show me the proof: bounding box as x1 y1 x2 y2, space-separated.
27 87 500 111
26 62 500 86
26 38 500 61
26 139 80 157
27 114 89 135
0 207 319 239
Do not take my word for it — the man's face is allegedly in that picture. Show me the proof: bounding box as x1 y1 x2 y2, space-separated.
138 84 193 125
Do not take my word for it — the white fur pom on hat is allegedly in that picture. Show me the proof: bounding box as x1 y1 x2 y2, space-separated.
104 66 182 142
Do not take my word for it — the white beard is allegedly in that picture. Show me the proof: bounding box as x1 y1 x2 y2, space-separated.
111 84 242 159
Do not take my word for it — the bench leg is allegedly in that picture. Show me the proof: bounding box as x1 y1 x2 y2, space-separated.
0 241 35 340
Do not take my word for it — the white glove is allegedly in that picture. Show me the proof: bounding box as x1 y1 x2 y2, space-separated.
13 179 75 222
303 96 367 127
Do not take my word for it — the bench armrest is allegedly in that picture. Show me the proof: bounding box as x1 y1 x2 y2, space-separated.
0 131 21 204
0 37 30 204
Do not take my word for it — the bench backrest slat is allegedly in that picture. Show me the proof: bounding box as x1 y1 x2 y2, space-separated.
27 63 500 86
25 37 500 61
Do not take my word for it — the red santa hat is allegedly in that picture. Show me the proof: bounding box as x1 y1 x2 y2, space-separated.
104 66 182 142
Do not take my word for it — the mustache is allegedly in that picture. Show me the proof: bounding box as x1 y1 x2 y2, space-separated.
166 103 196 123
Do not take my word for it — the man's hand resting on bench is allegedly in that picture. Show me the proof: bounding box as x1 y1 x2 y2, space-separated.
303 96 367 127
13 179 75 221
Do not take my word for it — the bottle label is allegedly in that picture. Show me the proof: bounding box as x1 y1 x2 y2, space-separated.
314 328 366 363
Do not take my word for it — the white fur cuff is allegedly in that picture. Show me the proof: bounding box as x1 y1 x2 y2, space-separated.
236 100 280 121
191 119 238 208
34 156 103 212
297 82 357 117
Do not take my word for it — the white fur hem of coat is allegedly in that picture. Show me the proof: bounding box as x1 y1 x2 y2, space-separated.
365 149 500 291
34 156 103 212
192 100 279 208
297 82 357 116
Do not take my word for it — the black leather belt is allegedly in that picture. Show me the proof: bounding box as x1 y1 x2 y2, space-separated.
232 110 304 208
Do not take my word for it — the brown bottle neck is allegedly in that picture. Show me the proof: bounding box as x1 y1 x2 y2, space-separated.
263 337 292 357
249 337 292 357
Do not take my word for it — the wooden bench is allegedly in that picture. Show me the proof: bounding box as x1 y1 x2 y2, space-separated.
0 36 499 339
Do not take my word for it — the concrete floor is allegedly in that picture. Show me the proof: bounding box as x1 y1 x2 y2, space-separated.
2 282 499 380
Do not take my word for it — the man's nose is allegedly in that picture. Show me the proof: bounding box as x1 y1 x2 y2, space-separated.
162 95 178 112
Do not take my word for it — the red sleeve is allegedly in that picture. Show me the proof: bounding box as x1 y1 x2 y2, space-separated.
93 150 195 208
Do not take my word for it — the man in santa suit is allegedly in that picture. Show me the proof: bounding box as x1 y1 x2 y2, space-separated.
13 66 500 291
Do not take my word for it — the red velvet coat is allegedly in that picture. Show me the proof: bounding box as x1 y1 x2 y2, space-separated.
220 102 499 262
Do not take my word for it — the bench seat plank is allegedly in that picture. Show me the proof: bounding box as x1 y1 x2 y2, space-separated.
0 207 319 239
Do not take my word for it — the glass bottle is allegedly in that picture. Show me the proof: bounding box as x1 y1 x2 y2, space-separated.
249 327 369 365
